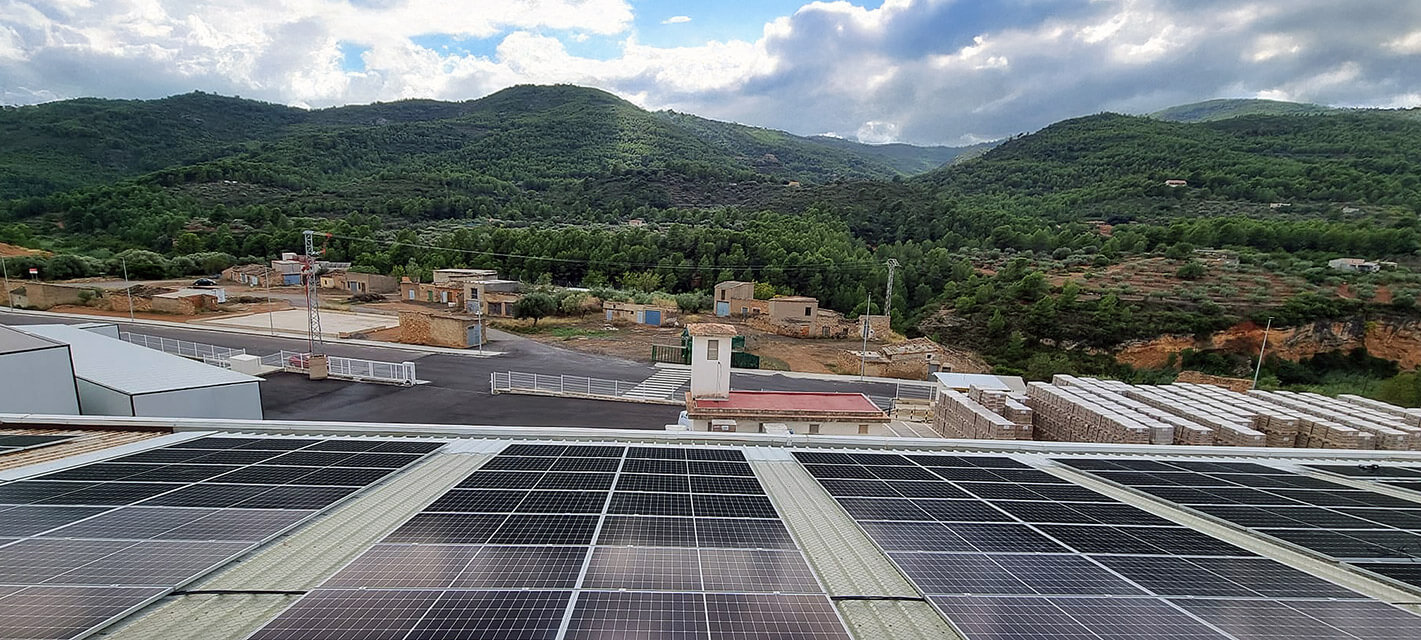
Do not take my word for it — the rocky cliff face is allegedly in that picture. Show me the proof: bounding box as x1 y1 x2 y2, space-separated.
1114 315 1421 370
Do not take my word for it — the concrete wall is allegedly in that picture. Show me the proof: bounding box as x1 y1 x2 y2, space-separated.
0 347 80 414
691 418 886 435
131 382 263 420
11 283 89 310
399 311 482 348
768 298 817 321
715 282 754 302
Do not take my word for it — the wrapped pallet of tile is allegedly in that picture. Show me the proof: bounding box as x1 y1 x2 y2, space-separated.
1171 383 1301 448
1026 382 1153 444
1002 397 1035 438
934 388 1021 440
1296 392 1421 448
1338 394 1421 428
1123 384 1265 447
1068 378 1176 445
1246 390 1384 450
1121 386 1214 445
1256 390 1404 450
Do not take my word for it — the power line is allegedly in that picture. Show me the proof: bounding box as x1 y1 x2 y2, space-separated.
324 233 887 274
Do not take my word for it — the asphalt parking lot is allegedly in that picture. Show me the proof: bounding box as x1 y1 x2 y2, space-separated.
0 310 915 430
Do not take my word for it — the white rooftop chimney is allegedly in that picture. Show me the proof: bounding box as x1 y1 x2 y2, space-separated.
687 323 736 400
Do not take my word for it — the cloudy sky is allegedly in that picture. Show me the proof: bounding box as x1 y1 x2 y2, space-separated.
3 0 1420 145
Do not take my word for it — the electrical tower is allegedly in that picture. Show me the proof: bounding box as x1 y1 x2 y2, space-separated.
302 230 325 355
883 258 900 321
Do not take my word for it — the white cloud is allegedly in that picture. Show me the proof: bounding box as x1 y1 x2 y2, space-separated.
1 0 1420 145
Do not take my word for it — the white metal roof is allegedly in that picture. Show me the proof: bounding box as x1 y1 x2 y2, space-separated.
0 324 65 355
932 371 1025 393
14 324 259 394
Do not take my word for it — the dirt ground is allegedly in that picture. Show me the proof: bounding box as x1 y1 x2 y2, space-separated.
482 313 915 374
45 299 292 324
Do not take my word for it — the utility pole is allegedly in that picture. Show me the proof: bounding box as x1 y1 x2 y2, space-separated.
1251 316 1273 390
303 230 325 356
883 258 900 322
1 257 10 310
860 290 871 380
121 258 135 324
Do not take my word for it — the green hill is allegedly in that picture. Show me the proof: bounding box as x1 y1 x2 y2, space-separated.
1149 98 1342 122
920 111 1421 210
0 85 962 202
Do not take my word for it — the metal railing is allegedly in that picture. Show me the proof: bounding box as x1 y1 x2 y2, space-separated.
120 332 245 362
493 371 670 402
266 350 416 386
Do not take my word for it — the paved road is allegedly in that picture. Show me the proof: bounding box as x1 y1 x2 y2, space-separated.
0 310 911 429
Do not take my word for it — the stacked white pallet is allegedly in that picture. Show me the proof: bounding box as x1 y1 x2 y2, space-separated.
932 388 1027 440
1338 394 1421 428
1247 390 1399 450
1171 383 1303 448
1338 394 1421 427
1265 390 1420 450
1062 378 1179 445
1125 385 1265 447
1027 382 1155 445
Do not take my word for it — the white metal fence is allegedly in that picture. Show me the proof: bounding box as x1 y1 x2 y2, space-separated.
120 332 245 362
492 371 671 403
266 350 416 386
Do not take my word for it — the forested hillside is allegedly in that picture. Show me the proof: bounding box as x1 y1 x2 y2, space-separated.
3 87 1420 397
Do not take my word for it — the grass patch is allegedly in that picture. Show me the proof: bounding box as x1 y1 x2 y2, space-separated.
550 327 612 340
757 355 791 371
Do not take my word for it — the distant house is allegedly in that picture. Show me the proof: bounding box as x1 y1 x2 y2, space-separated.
713 281 757 317
321 270 398 295
222 264 272 287
1164 179 1188 188
1329 258 1380 273
604 301 675 327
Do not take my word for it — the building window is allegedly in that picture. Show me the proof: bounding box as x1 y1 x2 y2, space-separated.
804 306 812 316
808 424 820 434
707 339 720 361
857 424 870 434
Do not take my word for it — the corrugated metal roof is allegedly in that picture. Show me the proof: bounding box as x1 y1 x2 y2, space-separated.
0 324 64 355
933 371 1025 393
14 324 259 394
0 428 163 472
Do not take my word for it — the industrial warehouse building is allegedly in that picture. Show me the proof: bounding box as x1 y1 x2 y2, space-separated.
0 326 80 415
2 413 1421 639
11 324 263 421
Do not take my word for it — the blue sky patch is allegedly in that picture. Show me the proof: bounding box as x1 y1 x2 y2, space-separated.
630 0 820 47
337 42 369 72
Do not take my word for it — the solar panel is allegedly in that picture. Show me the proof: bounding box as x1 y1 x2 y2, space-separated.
565 591 707 640
1063 456 1421 590
249 444 851 640
583 546 702 590
0 434 441 639
0 434 78 451
595 516 697 547
0 586 167 640
796 450 1421 638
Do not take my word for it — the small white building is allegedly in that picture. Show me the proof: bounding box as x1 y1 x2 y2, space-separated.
0 325 81 415
681 323 889 435
1328 258 1380 273
15 324 264 420
933 372 1028 395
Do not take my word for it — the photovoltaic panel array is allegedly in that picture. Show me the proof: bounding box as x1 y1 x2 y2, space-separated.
1062 458 1421 593
251 443 851 640
0 435 77 456
796 450 1421 640
1306 463 1421 496
0 435 443 640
